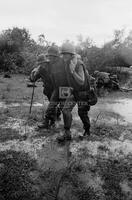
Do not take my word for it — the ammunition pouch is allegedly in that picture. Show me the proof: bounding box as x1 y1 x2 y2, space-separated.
77 88 98 106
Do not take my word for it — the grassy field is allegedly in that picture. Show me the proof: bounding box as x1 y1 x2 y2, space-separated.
0 74 132 200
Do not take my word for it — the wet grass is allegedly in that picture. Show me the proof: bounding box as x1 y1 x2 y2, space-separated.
96 156 132 200
0 150 41 200
0 128 22 142
38 164 103 200
0 145 130 200
91 123 125 140
0 74 132 200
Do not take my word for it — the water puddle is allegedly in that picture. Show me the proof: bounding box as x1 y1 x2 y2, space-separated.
1 116 131 158
0 117 37 137
0 97 132 124
0 101 44 108
0 137 47 159
110 99 132 123
91 98 132 124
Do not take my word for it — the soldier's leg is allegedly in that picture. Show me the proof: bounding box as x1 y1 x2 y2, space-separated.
45 89 60 122
78 101 91 137
46 92 62 122
62 95 76 131
44 89 61 123
38 89 59 128
57 95 76 142
45 90 58 127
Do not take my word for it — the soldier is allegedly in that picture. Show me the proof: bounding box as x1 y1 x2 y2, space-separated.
30 54 50 88
109 74 120 90
94 70 110 85
94 70 110 95
30 47 61 128
43 42 91 143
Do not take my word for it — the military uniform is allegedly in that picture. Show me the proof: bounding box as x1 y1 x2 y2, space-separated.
44 44 91 141
30 62 53 100
94 71 110 95
95 71 110 86
109 74 120 90
30 54 61 126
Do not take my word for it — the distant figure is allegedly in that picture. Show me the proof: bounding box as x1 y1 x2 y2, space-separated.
94 71 120 95
94 71 110 85
94 71 110 95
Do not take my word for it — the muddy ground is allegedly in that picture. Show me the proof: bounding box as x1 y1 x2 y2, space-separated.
0 74 132 200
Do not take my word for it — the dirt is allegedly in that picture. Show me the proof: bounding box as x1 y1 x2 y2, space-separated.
0 74 132 200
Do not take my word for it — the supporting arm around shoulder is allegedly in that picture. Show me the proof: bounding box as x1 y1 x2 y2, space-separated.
30 66 41 82
71 64 85 85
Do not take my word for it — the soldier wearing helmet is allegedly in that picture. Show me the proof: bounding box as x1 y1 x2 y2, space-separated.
93 70 110 95
30 49 61 128
45 45 60 70
46 45 60 57
30 53 52 99
37 54 48 64
43 42 91 143
59 43 91 142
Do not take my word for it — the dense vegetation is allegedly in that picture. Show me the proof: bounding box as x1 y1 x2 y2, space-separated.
0 27 132 75
0 28 48 74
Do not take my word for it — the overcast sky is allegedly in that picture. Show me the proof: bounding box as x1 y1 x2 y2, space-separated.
0 0 132 46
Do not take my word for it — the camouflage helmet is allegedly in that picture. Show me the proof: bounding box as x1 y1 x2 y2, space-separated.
46 45 60 57
37 54 47 64
61 42 76 55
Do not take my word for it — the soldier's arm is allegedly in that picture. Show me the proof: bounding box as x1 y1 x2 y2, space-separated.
72 64 85 85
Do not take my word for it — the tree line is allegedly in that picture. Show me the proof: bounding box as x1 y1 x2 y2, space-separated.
0 27 132 75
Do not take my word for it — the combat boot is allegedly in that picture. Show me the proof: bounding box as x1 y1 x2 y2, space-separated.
57 130 72 143
83 129 90 136
79 129 90 140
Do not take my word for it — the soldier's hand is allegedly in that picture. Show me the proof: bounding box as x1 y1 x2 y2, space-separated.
30 67 39 82
69 56 77 74
69 62 75 74
72 55 77 65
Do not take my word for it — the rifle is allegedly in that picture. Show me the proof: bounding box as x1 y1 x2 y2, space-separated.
29 81 35 114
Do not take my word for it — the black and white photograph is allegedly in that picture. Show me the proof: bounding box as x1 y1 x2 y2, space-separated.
0 0 132 199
